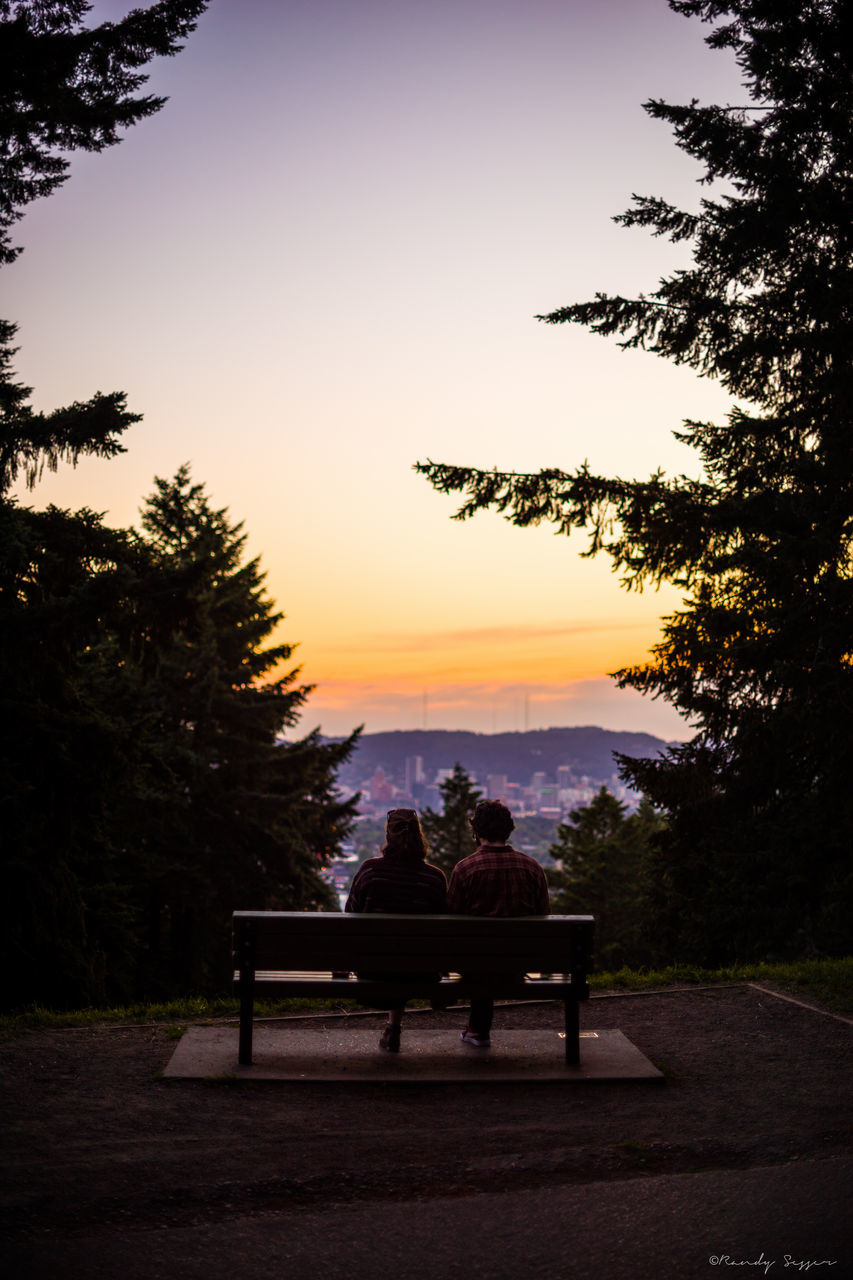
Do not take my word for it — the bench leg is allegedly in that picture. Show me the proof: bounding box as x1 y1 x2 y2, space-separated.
238 967 255 1066
564 998 579 1066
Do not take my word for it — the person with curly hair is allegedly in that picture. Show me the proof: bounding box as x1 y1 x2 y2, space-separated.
448 799 549 1048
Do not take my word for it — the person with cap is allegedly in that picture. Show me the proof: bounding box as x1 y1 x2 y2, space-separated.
345 808 447 1052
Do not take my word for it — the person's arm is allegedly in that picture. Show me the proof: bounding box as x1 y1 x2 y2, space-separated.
344 863 368 914
446 865 463 913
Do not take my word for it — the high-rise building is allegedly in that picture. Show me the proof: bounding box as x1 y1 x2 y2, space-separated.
405 755 425 795
487 774 508 800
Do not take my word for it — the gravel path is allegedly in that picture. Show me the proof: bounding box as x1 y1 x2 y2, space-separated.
1 985 850 1278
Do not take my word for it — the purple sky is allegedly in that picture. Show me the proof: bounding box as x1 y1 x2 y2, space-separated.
9 0 747 737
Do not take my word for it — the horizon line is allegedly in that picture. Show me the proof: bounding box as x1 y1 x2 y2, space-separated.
282 723 688 743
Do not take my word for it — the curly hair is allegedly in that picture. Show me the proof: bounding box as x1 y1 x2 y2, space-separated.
382 808 431 861
470 799 514 844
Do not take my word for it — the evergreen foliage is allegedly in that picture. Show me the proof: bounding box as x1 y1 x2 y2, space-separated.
115 468 360 997
511 814 564 864
2 468 362 1008
0 0 208 1009
417 0 853 961
419 762 482 874
0 1 208 487
2 500 149 1006
0 0 207 267
547 788 666 968
0 3 361 1009
350 817 383 858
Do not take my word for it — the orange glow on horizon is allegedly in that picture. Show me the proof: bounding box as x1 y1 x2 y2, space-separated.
267 606 693 739
281 616 661 688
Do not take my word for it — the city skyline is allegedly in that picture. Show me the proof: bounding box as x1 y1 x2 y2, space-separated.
8 0 746 739
352 755 628 822
331 724 668 818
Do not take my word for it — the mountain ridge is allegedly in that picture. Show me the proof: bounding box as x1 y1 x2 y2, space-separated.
332 726 673 790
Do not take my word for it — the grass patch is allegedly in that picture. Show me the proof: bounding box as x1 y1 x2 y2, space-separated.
0 994 358 1031
619 1139 647 1155
3 958 850 1028
591 957 853 1016
739 957 853 1016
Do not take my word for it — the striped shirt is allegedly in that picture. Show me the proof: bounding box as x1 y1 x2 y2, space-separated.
345 854 447 915
447 844 550 917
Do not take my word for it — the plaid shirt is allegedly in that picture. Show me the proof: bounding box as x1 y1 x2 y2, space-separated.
447 844 550 917
345 854 447 915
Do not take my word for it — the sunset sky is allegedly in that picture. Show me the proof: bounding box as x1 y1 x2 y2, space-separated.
8 0 746 739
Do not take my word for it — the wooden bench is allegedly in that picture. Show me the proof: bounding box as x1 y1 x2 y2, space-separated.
232 911 595 1067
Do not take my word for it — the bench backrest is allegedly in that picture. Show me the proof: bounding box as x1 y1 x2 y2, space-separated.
233 911 594 976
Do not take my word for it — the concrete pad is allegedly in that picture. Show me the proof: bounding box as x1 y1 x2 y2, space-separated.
163 1025 663 1082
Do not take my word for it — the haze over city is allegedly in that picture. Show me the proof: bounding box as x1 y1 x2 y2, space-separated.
9 0 747 737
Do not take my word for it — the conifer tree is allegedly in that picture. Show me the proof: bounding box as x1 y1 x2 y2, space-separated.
0 4 361 1005
0 0 208 488
124 468 360 993
1 2 209 1005
420 763 482 874
547 789 664 968
0 0 207 268
0 501 150 1005
417 0 853 960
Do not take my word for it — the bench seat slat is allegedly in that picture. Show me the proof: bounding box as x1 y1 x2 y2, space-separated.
233 973 580 999
236 970 581 985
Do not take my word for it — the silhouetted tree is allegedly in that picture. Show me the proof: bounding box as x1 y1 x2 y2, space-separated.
0 0 207 268
1 0 208 491
123 468 360 993
417 0 853 961
0 3 363 1007
547 789 665 968
1 1 208 1008
2 466 362 1006
420 763 482 874
0 502 148 1005
351 817 385 869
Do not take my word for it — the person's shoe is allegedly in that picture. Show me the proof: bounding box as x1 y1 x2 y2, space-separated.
460 1028 491 1048
379 1024 401 1053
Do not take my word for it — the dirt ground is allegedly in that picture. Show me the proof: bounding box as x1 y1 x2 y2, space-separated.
1 984 851 1274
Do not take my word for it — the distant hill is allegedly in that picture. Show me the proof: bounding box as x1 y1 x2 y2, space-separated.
333 727 672 791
